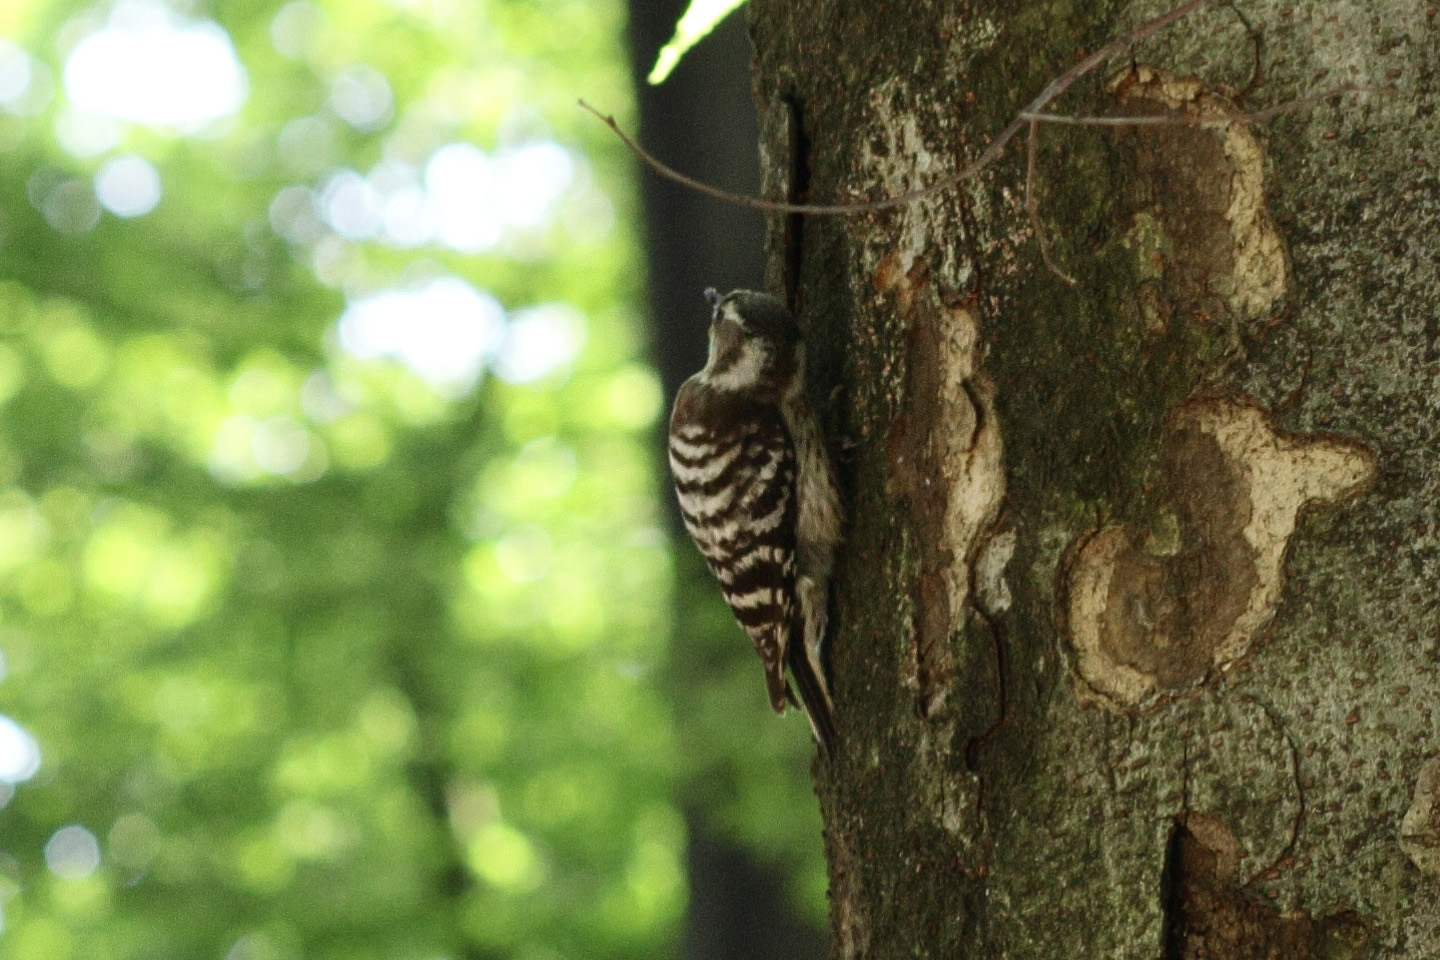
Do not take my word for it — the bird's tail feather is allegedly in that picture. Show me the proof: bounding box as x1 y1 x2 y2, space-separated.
787 643 836 759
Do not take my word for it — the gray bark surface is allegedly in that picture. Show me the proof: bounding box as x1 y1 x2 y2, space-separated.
745 1 1440 956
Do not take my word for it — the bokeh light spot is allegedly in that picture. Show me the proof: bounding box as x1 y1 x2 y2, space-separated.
45 825 101 879
511 438 577 501
299 371 355 423
321 170 382 240
277 116 338 178
0 347 22 406
55 109 120 157
64 3 248 131
276 801 349 860
329 65 392 131
325 412 389 470
226 932 283 960
426 143 500 254
419 140 577 251
269 1 325 60
40 179 101 235
251 416 313 476
0 41 33 106
40 321 108 388
337 277 505 391
95 155 161 217
0 715 41 783
495 142 573 230
268 185 323 245
494 525 552 584
380 185 436 248
0 493 49 574
467 821 544 892
0 41 51 116
17 557 75 617
494 304 585 384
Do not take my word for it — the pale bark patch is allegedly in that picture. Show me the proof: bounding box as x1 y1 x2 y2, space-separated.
1401 759 1440 881
877 259 1005 717
1111 65 1288 323
858 84 971 291
1065 398 1374 712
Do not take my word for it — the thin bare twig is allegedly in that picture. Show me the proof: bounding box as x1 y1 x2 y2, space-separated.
1019 82 1357 127
581 0 1223 215
1020 80 1356 282
1025 120 1077 285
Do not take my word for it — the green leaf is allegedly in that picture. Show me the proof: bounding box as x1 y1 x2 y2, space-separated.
647 0 748 84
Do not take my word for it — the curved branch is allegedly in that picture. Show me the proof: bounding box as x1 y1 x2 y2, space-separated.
583 0 1223 216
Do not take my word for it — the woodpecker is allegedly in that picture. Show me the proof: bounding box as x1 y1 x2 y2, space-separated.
668 288 842 755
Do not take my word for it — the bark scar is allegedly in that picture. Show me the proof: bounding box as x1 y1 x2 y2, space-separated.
1111 64 1289 324
1160 813 1373 959
1064 397 1374 713
1401 758 1440 881
880 258 1005 718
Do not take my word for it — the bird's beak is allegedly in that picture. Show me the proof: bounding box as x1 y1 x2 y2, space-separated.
703 287 722 309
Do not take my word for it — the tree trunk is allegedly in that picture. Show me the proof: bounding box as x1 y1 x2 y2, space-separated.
746 0 1440 956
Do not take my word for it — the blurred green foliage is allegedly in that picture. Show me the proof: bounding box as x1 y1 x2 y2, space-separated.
0 0 824 957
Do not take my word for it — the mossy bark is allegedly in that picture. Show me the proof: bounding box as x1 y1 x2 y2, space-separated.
745 0 1440 956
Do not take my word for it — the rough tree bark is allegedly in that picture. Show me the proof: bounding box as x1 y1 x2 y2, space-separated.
745 0 1440 956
